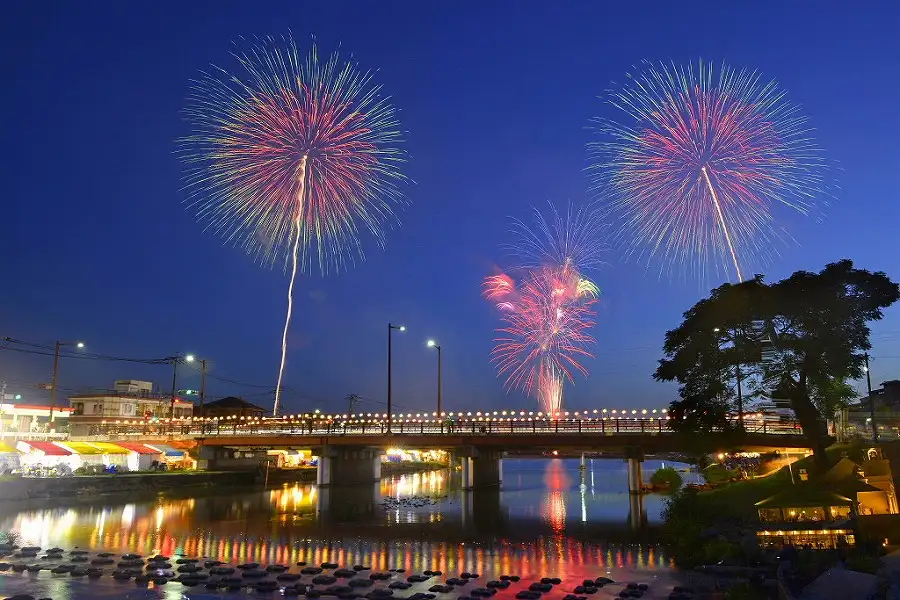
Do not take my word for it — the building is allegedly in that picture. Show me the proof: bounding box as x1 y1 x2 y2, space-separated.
196 396 267 419
0 402 72 435
755 454 899 548
67 380 194 436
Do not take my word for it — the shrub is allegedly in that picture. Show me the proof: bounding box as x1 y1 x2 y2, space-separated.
650 466 684 490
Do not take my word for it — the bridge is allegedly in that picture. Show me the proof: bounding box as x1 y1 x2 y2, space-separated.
73 409 813 490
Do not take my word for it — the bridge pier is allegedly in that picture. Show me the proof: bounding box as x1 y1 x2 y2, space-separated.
315 446 382 487
459 448 503 489
624 447 645 495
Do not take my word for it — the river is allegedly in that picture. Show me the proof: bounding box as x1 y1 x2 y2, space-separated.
0 458 700 599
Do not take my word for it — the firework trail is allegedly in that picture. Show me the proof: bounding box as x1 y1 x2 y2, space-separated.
180 37 408 415
484 202 603 413
589 60 830 282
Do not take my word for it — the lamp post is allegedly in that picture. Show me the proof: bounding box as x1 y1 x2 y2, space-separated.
49 340 84 426
387 323 405 432
865 353 877 443
427 340 442 417
169 354 195 420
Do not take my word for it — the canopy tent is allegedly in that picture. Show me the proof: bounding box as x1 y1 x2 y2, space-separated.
115 442 161 455
18 441 72 456
89 442 129 455
147 444 185 457
58 442 104 455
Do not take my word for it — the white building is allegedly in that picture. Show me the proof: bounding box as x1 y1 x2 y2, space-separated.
68 380 194 436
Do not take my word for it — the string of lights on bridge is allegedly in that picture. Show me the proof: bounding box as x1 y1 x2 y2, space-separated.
98 408 773 427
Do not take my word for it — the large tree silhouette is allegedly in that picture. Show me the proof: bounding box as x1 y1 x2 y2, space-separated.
656 260 899 468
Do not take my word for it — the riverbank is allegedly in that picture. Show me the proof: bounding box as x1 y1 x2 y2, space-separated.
0 461 449 503
0 470 259 502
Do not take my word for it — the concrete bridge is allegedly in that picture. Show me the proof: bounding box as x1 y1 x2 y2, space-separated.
76 412 813 490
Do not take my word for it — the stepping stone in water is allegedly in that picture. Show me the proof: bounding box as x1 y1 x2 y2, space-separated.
152 576 169 585
210 567 236 576
145 562 172 570
353 565 371 571
516 593 541 600
335 569 358 578
91 558 114 566
389 582 412 590
237 562 260 570
321 562 340 569
302 566 324 575
26 565 42 573
88 570 104 579
370 572 392 581
176 558 199 564
368 590 394 598
11 564 28 572
242 569 267 579
407 575 431 583
267 564 288 573
429 585 453 593
306 590 322 598
594 578 614 586
470 588 497 597
277 573 301 582
122 553 141 560
529 583 552 593
70 556 89 563
313 575 338 585
177 564 202 573
486 581 509 589
325 585 353 595
446 578 469 586
97 552 115 558
348 578 374 588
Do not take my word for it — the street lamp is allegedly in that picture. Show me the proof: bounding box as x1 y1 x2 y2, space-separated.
169 353 195 420
49 340 85 425
427 339 442 416
387 323 406 432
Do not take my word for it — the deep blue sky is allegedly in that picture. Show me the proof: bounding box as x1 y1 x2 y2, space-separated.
3 2 900 414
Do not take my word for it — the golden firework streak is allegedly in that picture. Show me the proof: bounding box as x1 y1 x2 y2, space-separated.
701 166 743 282
274 154 308 417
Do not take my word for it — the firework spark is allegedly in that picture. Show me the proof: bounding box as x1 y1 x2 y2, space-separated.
589 60 830 282
180 37 408 415
485 202 603 413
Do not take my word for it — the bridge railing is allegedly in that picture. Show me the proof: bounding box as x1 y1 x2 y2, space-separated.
83 415 804 439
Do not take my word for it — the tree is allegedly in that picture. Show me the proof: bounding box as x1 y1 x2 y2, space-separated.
656 260 899 469
656 278 768 433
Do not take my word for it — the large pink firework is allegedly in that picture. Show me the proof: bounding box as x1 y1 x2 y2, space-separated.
589 60 830 282
484 263 598 414
180 37 408 415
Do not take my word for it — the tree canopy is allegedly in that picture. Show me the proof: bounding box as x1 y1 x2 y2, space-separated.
655 260 899 467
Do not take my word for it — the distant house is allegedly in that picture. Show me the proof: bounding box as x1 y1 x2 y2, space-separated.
196 396 267 419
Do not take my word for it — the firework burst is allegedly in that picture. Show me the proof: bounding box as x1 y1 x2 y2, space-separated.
485 201 603 413
589 60 831 282
180 36 408 415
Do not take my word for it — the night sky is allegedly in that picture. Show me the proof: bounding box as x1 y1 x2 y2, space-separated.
3 2 899 414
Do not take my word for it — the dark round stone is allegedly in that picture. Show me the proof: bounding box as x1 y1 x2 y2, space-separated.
237 562 260 570
348 578 375 588
321 562 340 569
122 553 141 560
211 566 236 575
352 565 371 571
242 569 267 579
266 564 288 573
313 575 338 585
335 569 358 578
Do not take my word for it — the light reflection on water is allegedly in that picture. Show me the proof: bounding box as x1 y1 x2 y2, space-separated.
0 459 679 582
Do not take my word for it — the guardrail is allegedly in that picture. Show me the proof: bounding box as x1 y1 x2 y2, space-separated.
83 416 804 439
0 432 69 441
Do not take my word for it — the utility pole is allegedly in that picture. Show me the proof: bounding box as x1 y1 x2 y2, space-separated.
199 359 207 414
865 352 877 443
0 381 6 438
49 341 61 424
